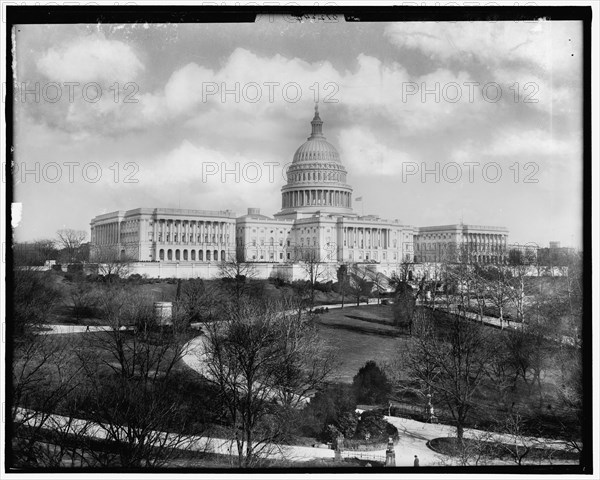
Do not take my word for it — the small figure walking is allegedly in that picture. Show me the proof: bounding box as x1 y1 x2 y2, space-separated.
413 455 420 467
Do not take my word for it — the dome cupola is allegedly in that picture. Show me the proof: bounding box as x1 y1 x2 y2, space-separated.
275 105 354 218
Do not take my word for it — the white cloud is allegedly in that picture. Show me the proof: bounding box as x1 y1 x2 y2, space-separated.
485 127 574 157
36 33 144 84
138 140 285 213
385 20 581 79
338 127 413 176
140 49 485 137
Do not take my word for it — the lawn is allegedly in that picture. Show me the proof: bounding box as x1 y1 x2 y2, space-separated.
315 305 407 383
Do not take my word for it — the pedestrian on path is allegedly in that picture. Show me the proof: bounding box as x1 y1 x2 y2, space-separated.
414 455 420 467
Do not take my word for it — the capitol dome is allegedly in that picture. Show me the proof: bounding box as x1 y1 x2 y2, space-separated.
275 105 354 218
292 110 342 164
293 138 341 163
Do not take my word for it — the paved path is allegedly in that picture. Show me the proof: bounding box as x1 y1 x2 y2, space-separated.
37 324 135 335
34 304 576 466
181 332 575 466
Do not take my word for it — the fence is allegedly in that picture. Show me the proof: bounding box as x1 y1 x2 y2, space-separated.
341 451 386 463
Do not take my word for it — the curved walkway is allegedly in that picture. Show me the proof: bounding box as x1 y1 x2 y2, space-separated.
35 305 577 466
180 313 575 466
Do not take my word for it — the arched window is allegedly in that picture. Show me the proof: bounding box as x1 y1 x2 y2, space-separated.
221 250 225 261
206 250 211 261
167 249 173 260
175 249 180 261
198 250 203 261
214 250 218 261
159 249 165 260
183 250 188 261
191 250 196 261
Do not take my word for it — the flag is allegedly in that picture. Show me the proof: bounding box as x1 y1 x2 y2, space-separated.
355 196 363 201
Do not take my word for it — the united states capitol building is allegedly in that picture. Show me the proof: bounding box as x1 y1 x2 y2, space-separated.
90 107 509 281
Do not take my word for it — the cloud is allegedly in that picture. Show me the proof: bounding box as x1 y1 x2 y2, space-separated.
485 127 574 158
384 20 580 79
140 49 487 138
137 140 286 214
338 126 413 176
36 33 144 84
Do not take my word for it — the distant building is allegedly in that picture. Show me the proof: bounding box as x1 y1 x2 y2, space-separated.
415 224 509 264
90 208 237 263
89 106 509 279
537 241 577 266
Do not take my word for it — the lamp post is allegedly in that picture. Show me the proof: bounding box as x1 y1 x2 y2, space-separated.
385 437 396 467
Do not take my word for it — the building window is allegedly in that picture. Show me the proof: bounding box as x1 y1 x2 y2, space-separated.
159 249 164 260
280 252 283 260
174 234 178 242
287 252 291 260
191 250 196 261
199 250 203 261
175 250 180 261
167 249 173 260
206 250 211 261
183 250 188 261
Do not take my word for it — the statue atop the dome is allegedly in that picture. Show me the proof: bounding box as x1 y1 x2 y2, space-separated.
310 103 323 138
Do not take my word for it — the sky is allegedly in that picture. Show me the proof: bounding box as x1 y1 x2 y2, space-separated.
11 17 584 248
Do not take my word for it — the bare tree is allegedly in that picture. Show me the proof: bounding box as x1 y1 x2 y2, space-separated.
73 286 196 468
470 264 489 323
11 336 84 467
372 271 387 305
297 248 330 307
201 300 335 467
336 264 348 308
56 229 88 263
219 254 257 307
92 244 134 280
12 269 60 336
399 308 501 441
67 281 99 321
348 264 373 306
13 239 58 266
175 278 220 325
482 265 512 329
